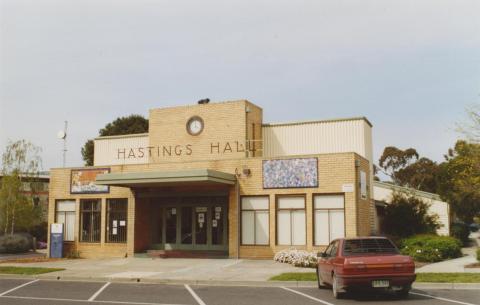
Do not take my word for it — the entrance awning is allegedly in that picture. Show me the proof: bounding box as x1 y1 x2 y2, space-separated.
95 169 236 187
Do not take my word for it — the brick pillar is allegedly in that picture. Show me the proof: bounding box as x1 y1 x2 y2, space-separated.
127 189 135 257
228 184 238 258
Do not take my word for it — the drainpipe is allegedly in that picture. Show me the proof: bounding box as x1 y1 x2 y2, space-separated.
236 179 240 260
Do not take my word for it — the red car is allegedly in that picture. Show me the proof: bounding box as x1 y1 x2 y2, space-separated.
316 237 416 299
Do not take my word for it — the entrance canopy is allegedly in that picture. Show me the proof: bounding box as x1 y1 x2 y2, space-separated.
95 169 236 188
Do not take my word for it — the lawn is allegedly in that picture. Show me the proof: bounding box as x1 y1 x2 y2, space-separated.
0 266 65 275
416 273 480 283
270 272 316 281
269 272 480 283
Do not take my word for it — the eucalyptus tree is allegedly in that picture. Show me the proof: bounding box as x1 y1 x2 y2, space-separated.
0 140 42 234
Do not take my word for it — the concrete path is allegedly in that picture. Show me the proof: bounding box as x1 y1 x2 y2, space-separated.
0 251 45 261
0 257 313 282
417 232 480 273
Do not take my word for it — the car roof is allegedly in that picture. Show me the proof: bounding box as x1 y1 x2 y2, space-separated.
333 236 389 242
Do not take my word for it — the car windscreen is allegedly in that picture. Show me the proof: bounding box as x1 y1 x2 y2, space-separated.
343 239 399 256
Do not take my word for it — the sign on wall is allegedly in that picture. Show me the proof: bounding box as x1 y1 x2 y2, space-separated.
263 158 318 189
360 170 367 199
70 168 110 194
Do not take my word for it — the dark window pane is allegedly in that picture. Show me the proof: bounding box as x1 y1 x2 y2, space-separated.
212 206 223 245
343 238 398 256
80 199 101 243
165 207 177 243
195 208 207 245
106 199 127 243
181 207 193 244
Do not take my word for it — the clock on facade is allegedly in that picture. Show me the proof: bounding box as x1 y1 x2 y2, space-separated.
186 116 204 135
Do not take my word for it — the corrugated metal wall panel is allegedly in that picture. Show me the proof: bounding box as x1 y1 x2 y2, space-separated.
262 120 369 160
94 135 149 166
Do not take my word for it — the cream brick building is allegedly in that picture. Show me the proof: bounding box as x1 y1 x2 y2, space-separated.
48 100 374 259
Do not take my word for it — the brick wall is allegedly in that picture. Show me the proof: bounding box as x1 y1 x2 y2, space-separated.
48 152 370 259
48 100 372 259
148 100 254 163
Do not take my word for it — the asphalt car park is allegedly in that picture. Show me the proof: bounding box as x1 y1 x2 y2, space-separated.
0 278 478 305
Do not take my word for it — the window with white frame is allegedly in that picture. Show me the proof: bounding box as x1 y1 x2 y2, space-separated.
55 200 76 241
276 196 306 245
314 195 345 246
241 196 269 245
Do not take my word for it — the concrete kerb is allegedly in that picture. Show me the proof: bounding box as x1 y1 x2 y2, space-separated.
0 274 479 289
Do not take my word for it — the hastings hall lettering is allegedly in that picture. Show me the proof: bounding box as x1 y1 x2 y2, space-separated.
117 141 252 159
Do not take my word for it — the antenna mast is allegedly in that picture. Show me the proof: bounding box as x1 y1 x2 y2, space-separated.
63 121 68 167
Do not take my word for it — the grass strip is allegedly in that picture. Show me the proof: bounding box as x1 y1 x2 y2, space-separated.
269 272 480 283
269 272 316 281
0 266 65 275
416 273 480 283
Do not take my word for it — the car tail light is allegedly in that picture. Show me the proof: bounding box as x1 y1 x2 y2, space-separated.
344 261 367 272
393 263 415 272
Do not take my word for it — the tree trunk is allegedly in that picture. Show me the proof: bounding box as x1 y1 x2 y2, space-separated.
10 205 15 235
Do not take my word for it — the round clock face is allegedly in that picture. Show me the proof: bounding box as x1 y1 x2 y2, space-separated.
187 116 204 135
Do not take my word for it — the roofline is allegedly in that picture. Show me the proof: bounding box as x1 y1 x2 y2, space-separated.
374 181 443 201
149 99 254 113
262 116 372 128
95 169 236 186
95 133 149 140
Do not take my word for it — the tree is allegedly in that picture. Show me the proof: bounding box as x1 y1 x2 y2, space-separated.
456 104 480 143
81 115 148 166
378 147 419 182
394 158 440 193
437 140 480 223
383 191 440 238
378 146 440 193
0 140 43 234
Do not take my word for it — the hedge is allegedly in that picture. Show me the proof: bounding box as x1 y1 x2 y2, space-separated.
450 222 470 245
0 233 33 254
400 234 462 262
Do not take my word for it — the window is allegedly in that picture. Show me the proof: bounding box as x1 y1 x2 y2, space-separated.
343 238 398 256
276 196 306 245
330 240 339 257
80 199 101 243
55 200 76 241
106 199 127 243
241 196 269 245
314 195 345 245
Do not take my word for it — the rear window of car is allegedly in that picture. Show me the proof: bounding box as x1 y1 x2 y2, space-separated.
343 239 399 256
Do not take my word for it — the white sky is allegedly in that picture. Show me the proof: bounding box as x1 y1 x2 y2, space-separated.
1 0 479 170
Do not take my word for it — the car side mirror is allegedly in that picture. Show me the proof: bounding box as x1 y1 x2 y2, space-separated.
317 251 327 258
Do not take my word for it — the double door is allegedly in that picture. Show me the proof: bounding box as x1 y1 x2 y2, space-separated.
152 196 228 251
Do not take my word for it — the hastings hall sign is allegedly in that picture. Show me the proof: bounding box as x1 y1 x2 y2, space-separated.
116 141 254 160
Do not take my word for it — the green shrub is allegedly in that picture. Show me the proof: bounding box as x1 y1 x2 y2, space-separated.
0 233 32 254
476 248 480 262
450 222 470 245
400 234 462 262
29 222 48 242
383 192 440 238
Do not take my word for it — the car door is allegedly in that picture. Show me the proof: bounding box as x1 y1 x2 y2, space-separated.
323 240 339 284
319 241 335 284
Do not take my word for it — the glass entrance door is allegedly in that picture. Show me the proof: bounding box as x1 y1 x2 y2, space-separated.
195 207 208 245
181 207 193 245
165 207 177 244
152 196 228 251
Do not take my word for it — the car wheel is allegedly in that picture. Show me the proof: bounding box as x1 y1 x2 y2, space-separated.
332 274 344 299
316 268 326 289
